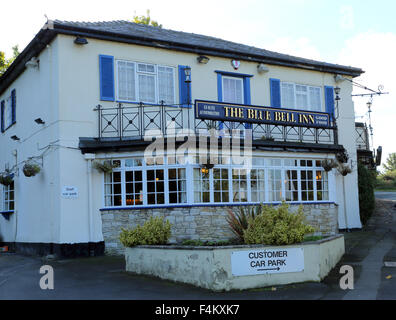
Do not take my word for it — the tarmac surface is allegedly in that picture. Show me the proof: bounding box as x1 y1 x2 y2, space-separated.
0 193 395 300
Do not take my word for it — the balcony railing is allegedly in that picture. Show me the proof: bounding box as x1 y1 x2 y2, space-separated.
355 122 370 151
94 102 338 145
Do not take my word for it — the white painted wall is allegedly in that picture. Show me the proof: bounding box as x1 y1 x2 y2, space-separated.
0 38 62 243
0 33 362 245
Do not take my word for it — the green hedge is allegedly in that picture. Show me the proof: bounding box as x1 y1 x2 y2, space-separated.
358 162 376 225
243 202 315 245
119 216 172 247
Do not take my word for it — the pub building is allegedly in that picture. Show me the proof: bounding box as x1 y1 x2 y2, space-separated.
0 20 370 257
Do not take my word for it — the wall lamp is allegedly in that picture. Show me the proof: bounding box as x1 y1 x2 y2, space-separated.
74 37 88 45
11 135 20 141
184 66 191 83
334 86 341 97
34 118 45 125
197 55 210 64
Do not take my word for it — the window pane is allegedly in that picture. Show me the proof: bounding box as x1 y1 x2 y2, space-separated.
223 77 243 104
309 87 321 111
268 169 282 202
295 84 308 109
6 98 13 128
281 83 295 109
158 66 175 104
193 168 210 203
138 74 156 103
117 61 136 101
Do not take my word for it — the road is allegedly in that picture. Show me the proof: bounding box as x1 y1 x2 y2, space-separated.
0 194 395 300
375 191 396 201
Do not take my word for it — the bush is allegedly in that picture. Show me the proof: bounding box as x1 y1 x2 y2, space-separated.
358 162 376 225
243 202 315 245
119 216 172 247
226 205 261 242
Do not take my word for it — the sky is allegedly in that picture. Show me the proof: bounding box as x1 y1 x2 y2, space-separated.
0 0 395 170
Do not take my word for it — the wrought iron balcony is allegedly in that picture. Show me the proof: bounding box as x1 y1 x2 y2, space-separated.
93 102 338 146
355 122 370 151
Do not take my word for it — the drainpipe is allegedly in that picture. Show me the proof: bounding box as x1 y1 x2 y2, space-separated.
84 153 95 247
342 176 349 232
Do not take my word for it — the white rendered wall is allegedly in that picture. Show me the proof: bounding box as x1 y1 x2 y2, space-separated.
0 39 62 243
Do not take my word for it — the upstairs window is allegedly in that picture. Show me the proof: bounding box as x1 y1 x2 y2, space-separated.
5 97 13 128
116 60 176 105
2 182 14 212
222 76 243 104
1 89 16 132
281 82 322 112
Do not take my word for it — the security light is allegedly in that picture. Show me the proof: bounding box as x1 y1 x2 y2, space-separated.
11 135 20 141
257 63 269 73
74 37 88 45
334 87 341 95
34 118 45 125
25 57 39 68
334 75 345 83
197 55 210 64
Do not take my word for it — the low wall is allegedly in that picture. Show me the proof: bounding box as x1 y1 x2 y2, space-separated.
125 235 344 291
102 203 339 255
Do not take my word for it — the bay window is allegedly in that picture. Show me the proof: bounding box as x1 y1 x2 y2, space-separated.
102 157 332 208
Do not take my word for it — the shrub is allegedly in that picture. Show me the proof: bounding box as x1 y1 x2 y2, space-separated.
93 160 119 173
0 173 14 186
358 162 376 225
119 216 172 247
243 202 315 245
226 205 261 242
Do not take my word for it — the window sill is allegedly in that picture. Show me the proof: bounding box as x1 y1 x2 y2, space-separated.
100 201 336 211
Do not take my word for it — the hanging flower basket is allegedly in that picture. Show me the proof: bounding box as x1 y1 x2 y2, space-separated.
321 159 338 172
93 161 119 174
337 163 352 176
23 162 41 177
0 173 14 186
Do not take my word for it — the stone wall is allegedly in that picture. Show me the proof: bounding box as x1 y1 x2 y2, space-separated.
101 203 339 255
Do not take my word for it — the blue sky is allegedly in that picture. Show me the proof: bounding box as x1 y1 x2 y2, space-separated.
0 0 395 168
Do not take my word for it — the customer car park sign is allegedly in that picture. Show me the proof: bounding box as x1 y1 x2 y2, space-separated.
195 100 331 128
231 248 304 276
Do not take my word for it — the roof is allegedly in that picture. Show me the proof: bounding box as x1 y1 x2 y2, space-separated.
0 19 364 95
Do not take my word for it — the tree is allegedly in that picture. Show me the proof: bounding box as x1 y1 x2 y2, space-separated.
132 10 162 28
0 45 20 76
383 152 396 172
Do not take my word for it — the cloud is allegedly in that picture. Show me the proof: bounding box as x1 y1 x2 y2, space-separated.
337 31 396 170
340 5 355 30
